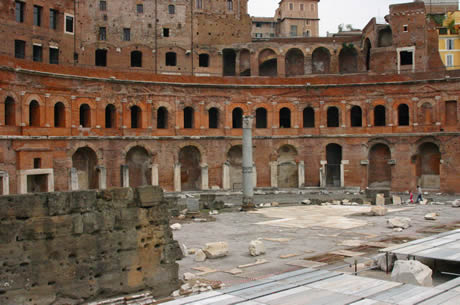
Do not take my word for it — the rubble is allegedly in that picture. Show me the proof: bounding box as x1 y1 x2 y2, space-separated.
183 273 196 281
424 213 438 220
302 199 312 205
391 260 433 287
392 196 402 205
387 217 411 229
170 223 182 230
373 253 395 272
203 242 229 259
452 200 460 207
194 249 206 262
376 194 385 206
370 206 387 216
249 240 266 256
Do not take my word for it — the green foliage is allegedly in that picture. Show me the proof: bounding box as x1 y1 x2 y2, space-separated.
342 42 355 49
429 14 446 26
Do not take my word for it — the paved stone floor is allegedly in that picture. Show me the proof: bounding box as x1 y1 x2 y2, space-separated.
172 196 460 288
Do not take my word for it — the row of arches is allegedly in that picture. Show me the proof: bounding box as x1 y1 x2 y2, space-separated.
224 46 359 77
70 141 442 192
3 97 457 129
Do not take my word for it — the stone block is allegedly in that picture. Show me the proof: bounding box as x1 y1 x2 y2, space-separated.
186 198 200 212
452 199 460 208
0 193 48 218
249 240 266 256
424 213 438 220
374 253 396 272
376 194 385 206
370 206 387 216
387 217 411 229
203 242 229 259
391 260 433 287
136 186 163 207
392 195 402 205
70 190 98 213
194 249 206 262
47 192 73 216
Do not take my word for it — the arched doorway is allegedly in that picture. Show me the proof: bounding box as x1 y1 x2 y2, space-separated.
227 145 242 190
259 49 277 77
277 145 298 188
339 47 358 74
232 107 243 128
368 144 391 188
54 102 66 127
417 143 441 189
179 146 201 191
72 147 98 189
285 48 304 76
312 47 330 74
239 49 251 76
326 144 342 187
223 49 236 76
126 146 151 187
5 97 16 126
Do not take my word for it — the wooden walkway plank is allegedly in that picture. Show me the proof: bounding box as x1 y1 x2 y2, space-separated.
434 276 460 291
230 281 297 300
160 291 222 305
349 300 392 305
416 290 460 305
186 294 246 305
354 281 402 298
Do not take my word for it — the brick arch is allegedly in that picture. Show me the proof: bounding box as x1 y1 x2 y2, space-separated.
25 94 44 106
1 91 21 126
367 138 394 153
50 96 70 128
68 143 104 162
205 101 224 112
228 103 249 114
177 101 199 112
121 143 155 160
414 136 444 154
176 142 207 165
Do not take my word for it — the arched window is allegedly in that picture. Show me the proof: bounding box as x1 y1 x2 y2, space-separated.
327 107 339 127
131 51 142 67
374 105 386 126
105 104 116 128
350 106 362 127
184 107 194 129
130 105 142 128
232 108 243 128
166 52 177 66
54 102 65 127
199 54 210 67
208 107 219 128
398 104 409 126
79 104 91 127
279 107 291 128
303 107 315 128
227 0 233 11
168 4 175 14
256 108 267 129
29 100 40 127
157 107 168 129
4 97 15 126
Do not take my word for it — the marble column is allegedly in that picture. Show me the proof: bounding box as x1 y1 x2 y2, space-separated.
270 161 278 188
121 165 129 188
97 166 107 190
242 116 255 210
298 161 305 188
174 163 181 192
222 161 230 190
70 167 79 191
201 163 209 190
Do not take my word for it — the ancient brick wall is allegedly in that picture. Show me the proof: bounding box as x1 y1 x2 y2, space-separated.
0 186 182 305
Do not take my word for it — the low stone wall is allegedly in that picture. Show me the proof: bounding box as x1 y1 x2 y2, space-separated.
0 186 182 305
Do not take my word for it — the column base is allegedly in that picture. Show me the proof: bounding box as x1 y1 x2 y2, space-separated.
241 196 257 211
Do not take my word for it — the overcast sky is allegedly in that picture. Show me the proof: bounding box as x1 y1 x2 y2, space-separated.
248 0 414 36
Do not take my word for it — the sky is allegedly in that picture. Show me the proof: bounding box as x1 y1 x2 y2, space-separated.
248 0 414 36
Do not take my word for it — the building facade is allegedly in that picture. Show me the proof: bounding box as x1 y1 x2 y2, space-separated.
0 1 459 195
438 11 460 69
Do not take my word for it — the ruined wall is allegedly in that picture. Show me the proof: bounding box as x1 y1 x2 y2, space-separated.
0 186 182 305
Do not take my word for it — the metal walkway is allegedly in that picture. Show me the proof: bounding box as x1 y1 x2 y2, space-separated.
161 267 460 305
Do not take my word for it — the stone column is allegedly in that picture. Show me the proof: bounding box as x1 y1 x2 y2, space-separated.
242 116 255 210
298 161 305 188
96 166 107 190
121 165 129 188
0 171 9 195
270 161 278 188
222 161 230 190
70 167 79 191
201 163 209 190
341 160 349 188
252 164 257 188
320 161 327 188
174 163 181 192
47 171 55 192
151 164 159 186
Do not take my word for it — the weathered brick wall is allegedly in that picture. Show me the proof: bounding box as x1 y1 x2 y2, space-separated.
0 186 182 305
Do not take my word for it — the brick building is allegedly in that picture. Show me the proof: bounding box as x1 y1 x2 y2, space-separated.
0 1 459 195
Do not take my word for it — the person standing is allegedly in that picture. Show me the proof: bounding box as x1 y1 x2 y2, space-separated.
416 185 423 203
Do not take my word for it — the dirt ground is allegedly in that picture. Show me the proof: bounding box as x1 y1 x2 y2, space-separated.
171 193 460 289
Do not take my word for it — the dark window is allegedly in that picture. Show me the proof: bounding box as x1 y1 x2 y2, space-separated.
15 40 25 59
157 107 168 129
5 97 16 126
65 15 74 33
279 107 291 128
79 104 91 127
137 4 144 13
199 54 209 67
163 28 170 37
327 107 339 127
33 5 42 26
398 104 410 126
54 102 65 127
196 0 203 9
131 51 142 67
256 108 267 128
29 100 40 127
100 0 107 11
184 107 194 129
168 5 175 14
33 45 43 62
16 1 25 23
303 107 315 128
49 48 59 64
439 28 448 35
400 51 413 65
256 23 261 28
34 158 41 169
105 104 116 128
123 28 131 41
99 27 106 40
374 105 386 126
232 108 243 128
95 49 107 66
130 106 141 128
350 106 362 127
166 52 177 66
227 0 233 11
49 9 58 30
208 108 219 128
